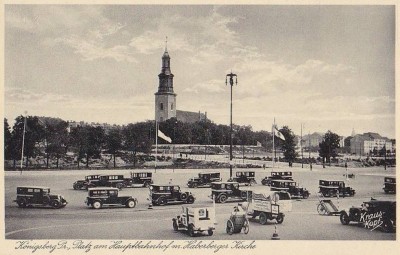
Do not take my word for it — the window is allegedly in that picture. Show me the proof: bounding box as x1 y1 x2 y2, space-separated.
171 103 173 110
160 103 164 110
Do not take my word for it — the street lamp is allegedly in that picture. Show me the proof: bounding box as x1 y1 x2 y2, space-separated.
226 72 237 178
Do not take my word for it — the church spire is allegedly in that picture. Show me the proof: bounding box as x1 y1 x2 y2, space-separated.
165 36 168 52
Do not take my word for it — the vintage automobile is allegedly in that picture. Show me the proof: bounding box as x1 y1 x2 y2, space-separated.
209 181 252 203
187 172 221 188
228 171 257 186
14 186 67 209
339 199 396 233
246 191 292 225
85 187 137 209
172 206 215 236
150 184 195 206
123 172 153 188
73 174 101 190
383 177 396 194
318 180 355 197
270 180 310 199
261 171 293 186
97 175 126 189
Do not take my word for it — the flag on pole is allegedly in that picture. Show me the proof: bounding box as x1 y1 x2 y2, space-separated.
274 126 286 141
158 129 172 143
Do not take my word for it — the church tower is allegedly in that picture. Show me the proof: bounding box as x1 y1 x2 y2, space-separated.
155 38 176 122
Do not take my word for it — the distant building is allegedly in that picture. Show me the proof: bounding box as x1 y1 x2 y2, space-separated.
303 132 324 148
176 110 207 124
350 132 393 155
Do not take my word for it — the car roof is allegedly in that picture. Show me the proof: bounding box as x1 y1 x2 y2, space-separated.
272 179 295 182
199 172 220 174
17 186 50 189
88 187 119 191
151 184 180 187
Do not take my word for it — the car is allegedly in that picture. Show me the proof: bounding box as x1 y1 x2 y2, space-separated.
209 181 252 203
261 171 293 186
383 177 396 194
84 175 101 189
73 175 101 190
14 186 67 209
246 191 293 224
85 187 137 209
187 172 221 188
228 171 257 186
150 184 195 206
97 175 126 189
123 172 153 188
339 199 396 233
172 206 216 237
270 180 310 199
318 180 355 197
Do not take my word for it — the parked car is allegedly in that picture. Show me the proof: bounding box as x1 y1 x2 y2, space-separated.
318 180 355 197
228 171 257 186
14 186 67 209
97 175 126 189
172 206 215 236
246 191 292 224
383 177 396 194
73 174 101 190
150 184 195 206
270 180 310 199
124 172 153 188
209 181 252 203
85 187 137 209
261 171 293 186
84 175 101 189
339 199 396 233
187 172 221 188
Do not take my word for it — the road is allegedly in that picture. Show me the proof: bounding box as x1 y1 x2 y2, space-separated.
4 164 396 240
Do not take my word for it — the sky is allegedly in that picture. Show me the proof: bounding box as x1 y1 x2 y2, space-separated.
4 5 395 138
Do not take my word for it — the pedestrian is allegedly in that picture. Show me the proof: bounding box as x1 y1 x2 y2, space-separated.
310 163 312 171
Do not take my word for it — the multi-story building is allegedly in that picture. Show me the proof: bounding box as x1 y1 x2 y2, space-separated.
350 132 393 156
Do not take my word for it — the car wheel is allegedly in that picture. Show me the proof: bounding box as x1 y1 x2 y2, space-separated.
126 200 136 208
158 197 167 206
243 219 250 234
226 220 234 235
173 220 179 231
250 180 256 186
186 196 195 204
384 190 389 194
116 183 124 190
180 193 188 201
276 214 284 224
73 184 78 190
303 192 310 199
188 224 195 237
192 183 198 188
208 229 213 236
382 220 394 233
51 201 60 208
259 212 268 225
92 201 102 209
340 212 350 225
17 199 26 208
218 194 228 203
144 182 150 188
329 190 336 197
317 204 327 215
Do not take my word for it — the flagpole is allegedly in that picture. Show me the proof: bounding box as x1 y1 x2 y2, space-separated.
272 118 275 169
155 121 158 173
20 112 27 174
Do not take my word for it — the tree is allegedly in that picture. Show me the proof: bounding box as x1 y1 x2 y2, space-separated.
122 122 153 167
319 131 340 167
105 127 123 168
4 118 12 160
12 115 45 167
85 126 105 167
44 120 69 168
279 126 297 167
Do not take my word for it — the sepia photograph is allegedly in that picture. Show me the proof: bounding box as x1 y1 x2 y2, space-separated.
2 1 398 254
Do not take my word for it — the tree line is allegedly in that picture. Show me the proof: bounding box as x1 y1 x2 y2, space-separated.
4 116 341 169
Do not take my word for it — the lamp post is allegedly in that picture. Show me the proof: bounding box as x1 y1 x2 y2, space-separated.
20 111 28 174
226 72 237 178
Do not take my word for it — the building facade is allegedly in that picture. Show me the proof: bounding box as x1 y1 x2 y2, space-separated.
350 132 393 155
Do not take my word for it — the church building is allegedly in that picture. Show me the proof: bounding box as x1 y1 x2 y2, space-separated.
155 40 206 124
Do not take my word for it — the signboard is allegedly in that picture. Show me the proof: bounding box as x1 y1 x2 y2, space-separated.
271 204 279 215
